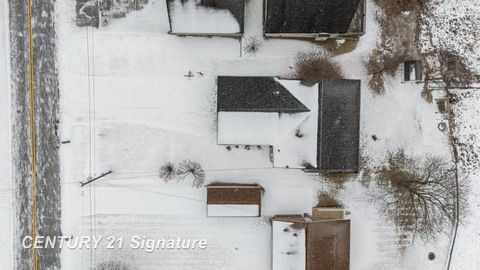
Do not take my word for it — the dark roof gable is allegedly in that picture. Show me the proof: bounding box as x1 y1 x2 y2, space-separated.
217 76 310 113
317 80 360 172
265 0 361 34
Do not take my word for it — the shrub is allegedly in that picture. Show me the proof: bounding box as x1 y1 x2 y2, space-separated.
177 160 206 188
159 162 176 182
316 192 342 207
243 36 263 55
294 53 344 80
364 49 409 94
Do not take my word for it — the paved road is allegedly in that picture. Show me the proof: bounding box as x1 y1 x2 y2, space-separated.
8 0 61 269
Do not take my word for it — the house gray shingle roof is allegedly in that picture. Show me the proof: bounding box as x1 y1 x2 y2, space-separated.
265 0 361 34
217 76 310 113
217 77 360 172
318 80 360 172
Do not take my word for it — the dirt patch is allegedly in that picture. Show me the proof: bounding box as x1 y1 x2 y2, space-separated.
316 192 342 208
294 52 344 80
373 0 429 16
322 39 359 56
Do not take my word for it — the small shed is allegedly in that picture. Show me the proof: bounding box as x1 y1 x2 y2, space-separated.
272 216 350 270
207 185 262 217
403 60 423 81
166 0 245 37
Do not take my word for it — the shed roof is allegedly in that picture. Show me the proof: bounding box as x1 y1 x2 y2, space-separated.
306 220 350 270
272 217 350 270
265 0 361 34
207 185 262 205
317 80 360 172
217 76 310 113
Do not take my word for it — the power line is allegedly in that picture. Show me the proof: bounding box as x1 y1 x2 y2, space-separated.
92 19 98 267
96 182 206 203
93 182 264 214
81 171 113 187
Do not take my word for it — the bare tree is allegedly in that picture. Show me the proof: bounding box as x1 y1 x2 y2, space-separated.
364 49 409 94
159 162 176 182
243 36 263 55
177 160 206 188
438 50 477 88
372 149 465 241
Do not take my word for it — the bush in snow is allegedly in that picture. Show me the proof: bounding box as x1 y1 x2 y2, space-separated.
316 192 342 208
364 49 409 95
372 149 466 241
243 36 263 55
94 260 130 270
159 162 176 182
294 52 344 80
177 160 205 188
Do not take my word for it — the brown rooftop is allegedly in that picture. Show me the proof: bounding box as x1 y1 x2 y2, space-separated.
306 220 350 270
207 185 262 205
272 216 350 270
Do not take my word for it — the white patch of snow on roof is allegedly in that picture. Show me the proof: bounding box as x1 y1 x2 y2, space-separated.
273 80 318 168
169 0 241 34
217 111 310 145
272 220 306 270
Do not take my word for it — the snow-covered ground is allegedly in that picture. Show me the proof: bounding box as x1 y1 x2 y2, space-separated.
54 0 477 270
420 0 480 74
0 0 13 268
448 90 480 270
